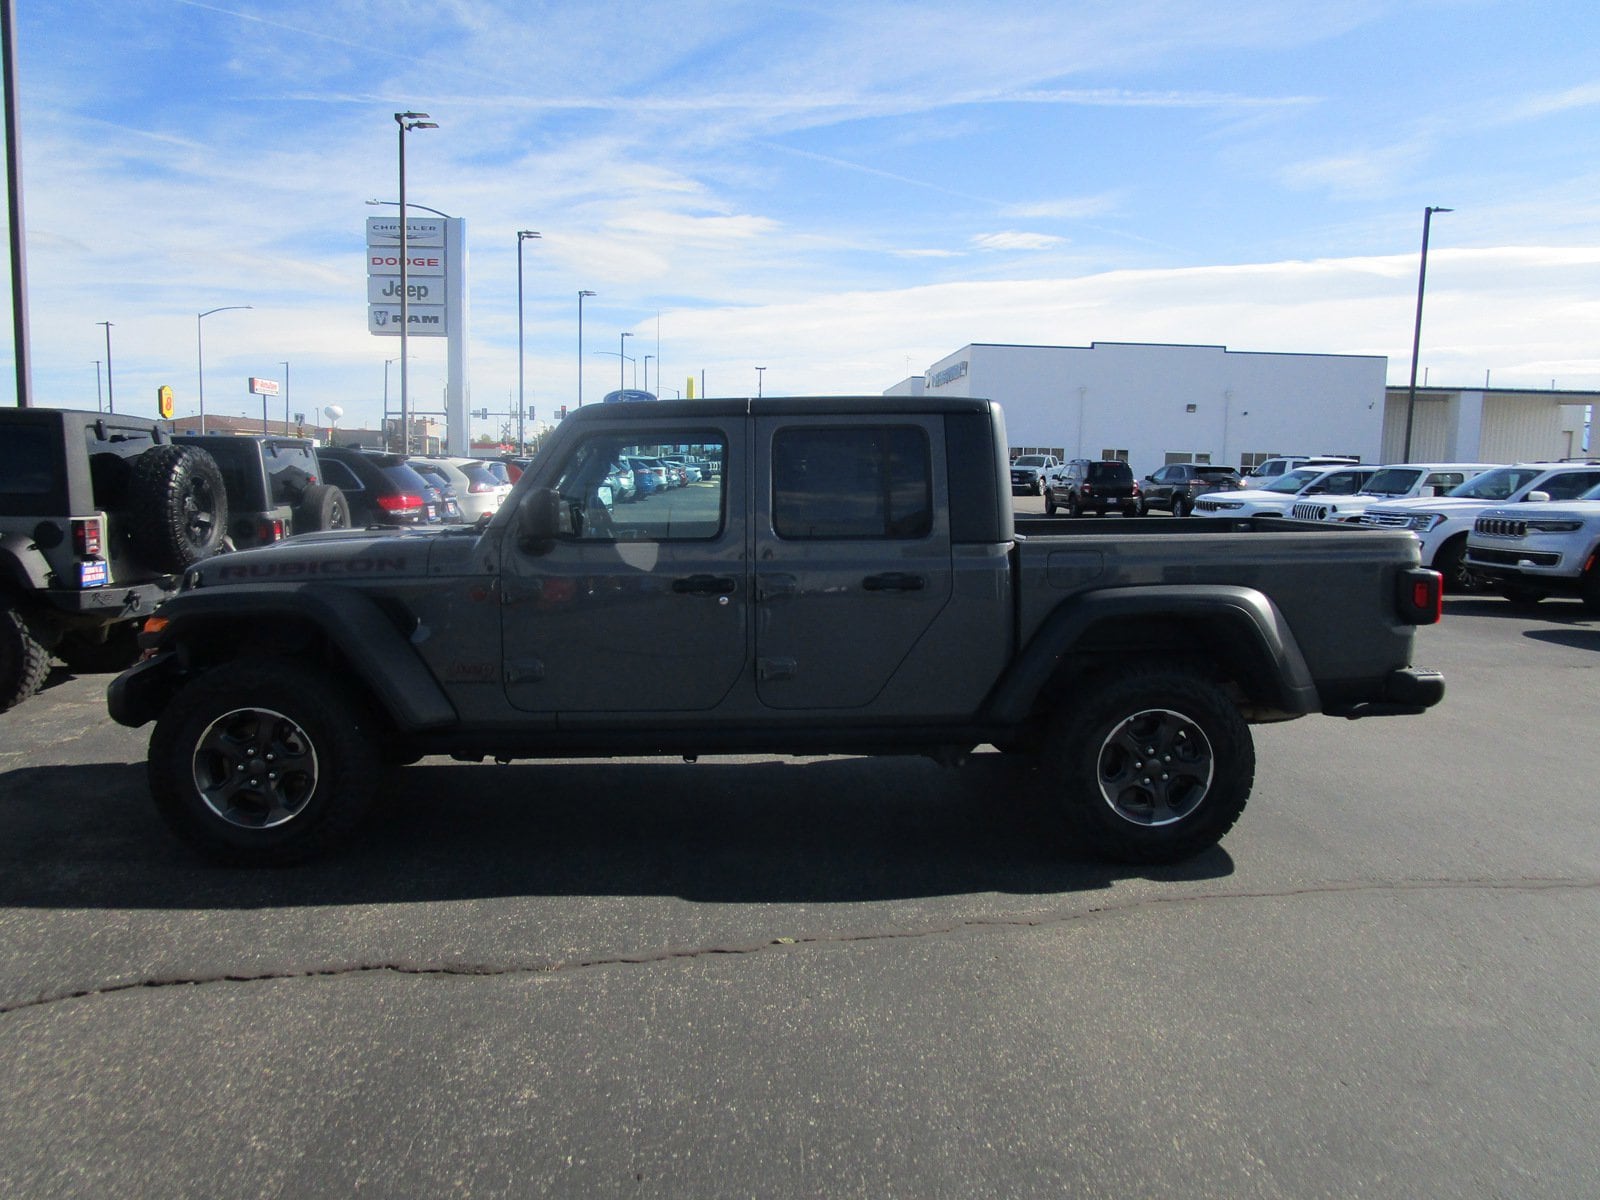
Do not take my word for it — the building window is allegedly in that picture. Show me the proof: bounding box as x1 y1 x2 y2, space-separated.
1163 451 1214 466
1100 448 1130 463
1239 451 1273 471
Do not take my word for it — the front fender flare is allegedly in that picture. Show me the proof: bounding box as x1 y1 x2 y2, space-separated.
136 582 457 731
984 585 1321 723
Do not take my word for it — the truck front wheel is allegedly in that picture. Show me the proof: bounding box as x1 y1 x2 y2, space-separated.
1040 667 1254 864
148 658 382 865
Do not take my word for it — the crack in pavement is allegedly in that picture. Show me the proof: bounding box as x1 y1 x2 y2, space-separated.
3 874 1595 1017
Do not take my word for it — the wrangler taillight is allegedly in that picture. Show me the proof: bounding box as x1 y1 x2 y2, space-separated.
259 518 285 543
72 517 102 557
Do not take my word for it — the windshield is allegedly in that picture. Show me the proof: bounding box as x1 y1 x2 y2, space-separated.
1446 467 1545 500
1014 456 1049 467
1360 467 1424 496
1263 468 1321 494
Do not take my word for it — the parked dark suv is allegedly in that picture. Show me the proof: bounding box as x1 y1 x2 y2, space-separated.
317 447 441 526
1045 459 1141 517
1139 463 1243 516
177 434 349 547
1 408 230 710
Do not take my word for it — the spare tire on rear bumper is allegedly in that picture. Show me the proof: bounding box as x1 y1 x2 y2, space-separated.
130 444 229 571
295 482 350 533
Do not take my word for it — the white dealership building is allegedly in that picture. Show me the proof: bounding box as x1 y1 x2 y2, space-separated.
889 341 1591 475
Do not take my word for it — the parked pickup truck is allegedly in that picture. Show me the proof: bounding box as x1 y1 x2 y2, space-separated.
109 397 1445 867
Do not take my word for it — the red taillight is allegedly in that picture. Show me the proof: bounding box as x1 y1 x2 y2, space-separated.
1398 569 1443 625
468 479 494 493
259 518 285 543
377 493 423 516
72 517 102 556
1082 483 1094 496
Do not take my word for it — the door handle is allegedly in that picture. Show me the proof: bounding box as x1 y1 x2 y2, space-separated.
862 572 926 592
672 574 736 596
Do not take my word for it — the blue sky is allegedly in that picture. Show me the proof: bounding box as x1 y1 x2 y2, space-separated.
7 0 1599 434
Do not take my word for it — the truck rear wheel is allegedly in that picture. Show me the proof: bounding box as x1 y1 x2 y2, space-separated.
148 658 382 865
1 605 50 713
1040 667 1253 864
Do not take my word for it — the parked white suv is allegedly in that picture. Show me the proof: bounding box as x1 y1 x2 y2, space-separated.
1290 463 1501 524
1240 455 1358 488
1009 454 1060 496
1358 462 1600 591
1465 480 1600 610
1194 463 1377 518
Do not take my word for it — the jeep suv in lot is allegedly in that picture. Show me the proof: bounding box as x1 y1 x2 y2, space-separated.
316 447 441 526
1 408 229 710
1194 463 1377 519
1044 458 1140 516
1359 462 1600 592
1465 479 1600 609
1289 462 1500 525
177 434 348 547
1139 463 1242 516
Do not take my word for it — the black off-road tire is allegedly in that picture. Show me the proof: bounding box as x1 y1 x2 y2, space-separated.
1580 563 1600 615
148 658 384 866
54 621 142 674
1432 535 1477 594
1068 493 1083 518
1173 496 1191 518
295 482 351 533
130 444 229 571
1044 489 1058 515
0 605 50 713
1040 666 1254 864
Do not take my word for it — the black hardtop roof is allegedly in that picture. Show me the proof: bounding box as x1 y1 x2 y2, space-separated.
562 395 996 423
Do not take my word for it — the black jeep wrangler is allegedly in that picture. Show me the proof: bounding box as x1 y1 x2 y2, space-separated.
176 434 349 549
0 409 231 711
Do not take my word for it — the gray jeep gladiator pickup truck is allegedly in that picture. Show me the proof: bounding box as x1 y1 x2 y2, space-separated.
109 396 1444 866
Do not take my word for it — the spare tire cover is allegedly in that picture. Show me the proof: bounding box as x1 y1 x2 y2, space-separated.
130 444 230 571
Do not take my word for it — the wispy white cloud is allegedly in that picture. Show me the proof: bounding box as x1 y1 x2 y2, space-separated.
971 231 1069 252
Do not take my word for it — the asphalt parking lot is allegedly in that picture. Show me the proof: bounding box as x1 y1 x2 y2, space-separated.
1 528 1597 1197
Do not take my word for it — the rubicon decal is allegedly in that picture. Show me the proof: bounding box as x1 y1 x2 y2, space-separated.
213 556 410 580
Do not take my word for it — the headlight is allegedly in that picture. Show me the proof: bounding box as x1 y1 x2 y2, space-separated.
1409 513 1447 532
1526 520 1585 533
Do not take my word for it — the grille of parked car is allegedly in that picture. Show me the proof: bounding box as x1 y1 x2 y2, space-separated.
1474 516 1527 537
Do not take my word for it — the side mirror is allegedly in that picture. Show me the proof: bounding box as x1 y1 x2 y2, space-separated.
1525 490 1551 503
515 486 566 552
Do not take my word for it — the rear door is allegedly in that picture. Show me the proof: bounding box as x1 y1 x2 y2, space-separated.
751 411 953 710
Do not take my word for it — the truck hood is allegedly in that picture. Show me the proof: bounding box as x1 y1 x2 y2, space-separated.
188 525 443 587
1363 497 1509 515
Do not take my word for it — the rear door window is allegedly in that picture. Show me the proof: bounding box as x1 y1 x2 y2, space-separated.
771 425 931 540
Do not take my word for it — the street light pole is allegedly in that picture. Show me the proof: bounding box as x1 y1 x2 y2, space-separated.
755 366 765 398
577 290 595 406
92 360 101 412
280 360 289 433
394 111 438 455
516 229 540 453
619 331 632 391
1402 206 1452 462
643 354 653 394
97 321 113 413
196 305 252 435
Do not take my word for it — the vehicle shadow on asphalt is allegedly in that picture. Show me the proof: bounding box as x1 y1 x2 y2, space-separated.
0 754 1234 909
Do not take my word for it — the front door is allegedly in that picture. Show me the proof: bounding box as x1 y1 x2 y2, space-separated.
752 413 953 710
501 418 746 715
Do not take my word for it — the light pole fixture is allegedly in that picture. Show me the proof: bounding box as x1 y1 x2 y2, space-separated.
92 360 101 412
196 305 252 435
516 229 541 453
755 366 766 398
643 354 654 394
578 290 595 406
619 331 632 391
97 321 114 413
394 110 438 455
1402 205 1452 462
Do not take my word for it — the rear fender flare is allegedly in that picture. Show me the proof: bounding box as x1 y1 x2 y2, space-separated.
984 585 1320 723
